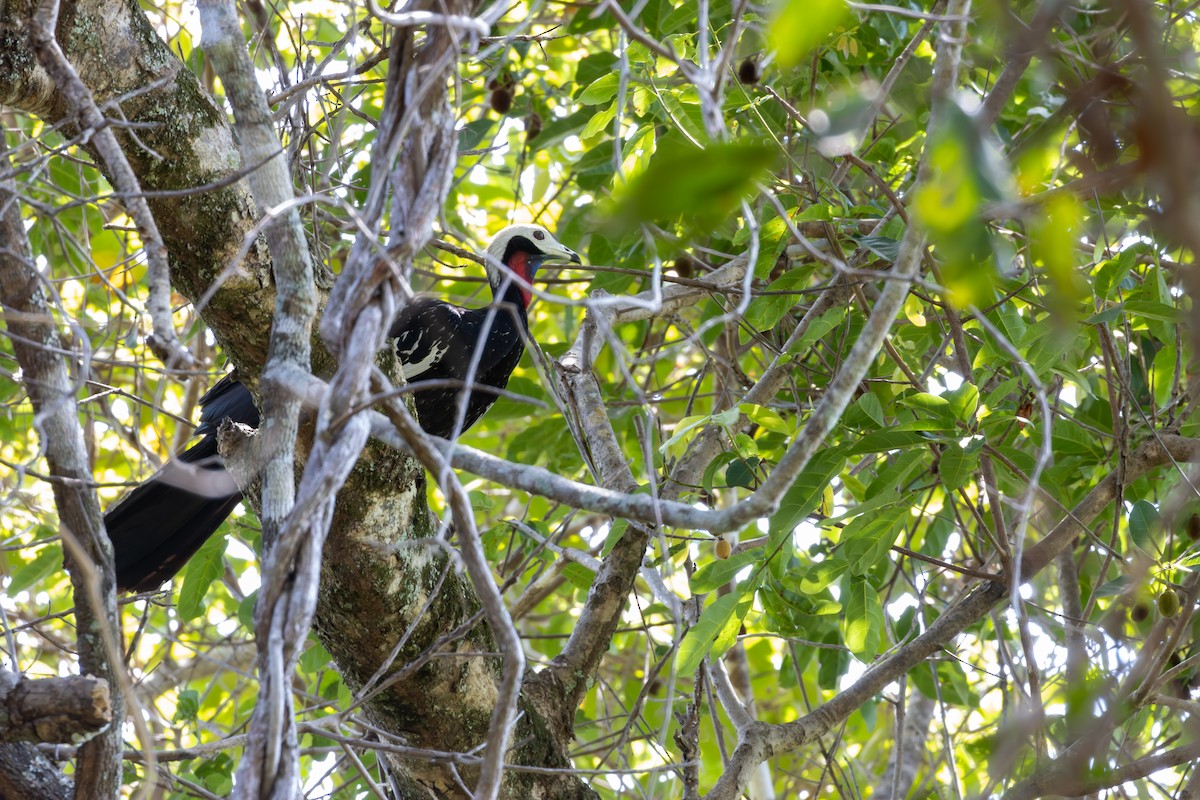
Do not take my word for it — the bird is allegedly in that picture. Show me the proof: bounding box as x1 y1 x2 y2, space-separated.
105 224 581 592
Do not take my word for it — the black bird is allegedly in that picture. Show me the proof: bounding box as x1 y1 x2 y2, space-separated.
106 224 581 592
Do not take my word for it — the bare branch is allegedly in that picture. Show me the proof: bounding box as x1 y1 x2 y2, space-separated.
0 672 110 744
29 0 195 371
196 0 318 795
0 166 125 800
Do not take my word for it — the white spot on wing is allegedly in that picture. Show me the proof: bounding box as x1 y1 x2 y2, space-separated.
402 342 448 380
397 328 423 358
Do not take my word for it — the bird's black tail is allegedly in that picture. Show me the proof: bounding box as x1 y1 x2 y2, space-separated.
105 376 258 592
106 440 242 592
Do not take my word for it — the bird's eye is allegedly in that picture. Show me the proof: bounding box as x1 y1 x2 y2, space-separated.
533 230 546 240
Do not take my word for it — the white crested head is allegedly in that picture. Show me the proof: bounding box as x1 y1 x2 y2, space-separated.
484 224 582 288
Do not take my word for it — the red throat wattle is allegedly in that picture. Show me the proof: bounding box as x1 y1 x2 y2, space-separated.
507 250 531 306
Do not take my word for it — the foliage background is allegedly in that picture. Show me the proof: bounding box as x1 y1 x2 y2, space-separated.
2 0 1200 797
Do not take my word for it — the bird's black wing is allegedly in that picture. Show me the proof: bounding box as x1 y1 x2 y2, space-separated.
195 372 260 436
389 298 524 437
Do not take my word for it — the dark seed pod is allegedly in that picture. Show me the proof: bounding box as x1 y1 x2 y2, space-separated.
525 112 543 141
673 254 698 279
1159 589 1181 618
1131 602 1151 622
1016 398 1033 430
491 87 513 115
1188 514 1200 540
738 58 760 85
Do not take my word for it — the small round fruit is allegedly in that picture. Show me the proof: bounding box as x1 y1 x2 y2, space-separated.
524 112 543 141
1159 589 1181 618
1131 602 1151 622
715 538 732 560
737 58 760 85
491 87 513 115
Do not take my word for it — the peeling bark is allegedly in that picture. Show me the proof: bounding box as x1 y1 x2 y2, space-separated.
0 672 111 745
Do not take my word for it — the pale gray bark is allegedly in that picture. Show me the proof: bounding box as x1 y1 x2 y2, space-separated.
0 172 122 798
878 689 935 800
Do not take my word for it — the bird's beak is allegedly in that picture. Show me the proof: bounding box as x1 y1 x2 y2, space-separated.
541 239 583 266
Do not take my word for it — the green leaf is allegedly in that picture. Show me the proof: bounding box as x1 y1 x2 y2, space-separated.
789 306 847 354
573 144 617 191
818 628 849 689
1123 299 1182 324
1085 306 1124 326
562 562 597 590
615 140 777 227
712 595 753 659
848 428 935 455
531 107 595 152
855 235 901 261
865 450 927 500
300 640 332 672
912 659 978 706
712 407 741 427
841 504 908 575
725 457 758 488
853 393 886 429
745 215 796 278
733 433 758 459
939 442 979 492
601 520 629 557
578 73 619 105
702 451 741 494
690 550 760 593
769 0 850 68
660 414 710 455
768 448 845 536
898 392 954 422
580 102 617 139
742 404 792 435
195 752 235 795
9 542 61 594
457 118 496 152
173 689 200 724
238 590 257 630
1128 500 1160 555
178 533 227 621
1151 343 1177 410
1093 248 1138 299
574 52 619 88
1094 576 1129 597
799 556 848 593
946 383 980 423
841 577 883 662
744 271 809 330
676 592 743 676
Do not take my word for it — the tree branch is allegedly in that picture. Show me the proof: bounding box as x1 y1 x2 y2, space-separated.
196 0 319 795
29 0 195 370
0 165 124 800
0 672 110 744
